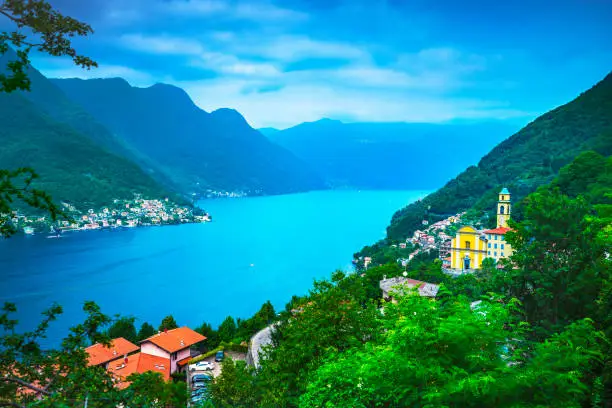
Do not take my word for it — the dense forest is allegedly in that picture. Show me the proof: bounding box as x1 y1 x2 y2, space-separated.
385 71 612 241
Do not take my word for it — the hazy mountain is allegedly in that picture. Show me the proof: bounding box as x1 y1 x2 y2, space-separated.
266 118 521 190
52 78 325 195
386 71 612 240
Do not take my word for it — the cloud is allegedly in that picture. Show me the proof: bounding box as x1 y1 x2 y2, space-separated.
120 34 205 56
161 0 308 22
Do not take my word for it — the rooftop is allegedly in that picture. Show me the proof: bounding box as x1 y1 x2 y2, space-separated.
141 326 206 353
483 227 512 235
85 338 139 366
380 277 440 298
500 187 510 195
107 352 170 389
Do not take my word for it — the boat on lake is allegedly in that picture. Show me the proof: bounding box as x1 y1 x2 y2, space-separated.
23 226 35 235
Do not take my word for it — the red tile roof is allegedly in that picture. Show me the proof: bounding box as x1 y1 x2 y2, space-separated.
482 227 512 235
141 327 206 353
107 352 171 390
177 356 192 367
85 338 139 366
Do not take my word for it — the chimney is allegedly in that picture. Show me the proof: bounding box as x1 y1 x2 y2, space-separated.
164 328 168 334
124 356 128 364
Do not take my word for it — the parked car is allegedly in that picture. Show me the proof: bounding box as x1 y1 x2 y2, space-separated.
192 373 212 389
189 361 214 371
215 350 225 362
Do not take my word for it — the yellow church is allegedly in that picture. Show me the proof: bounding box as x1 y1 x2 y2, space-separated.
450 188 513 271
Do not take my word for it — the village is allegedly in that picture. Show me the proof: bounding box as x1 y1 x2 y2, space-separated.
358 188 514 275
10 196 211 235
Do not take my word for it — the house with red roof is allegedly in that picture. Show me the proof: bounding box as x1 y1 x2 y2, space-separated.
106 352 171 390
85 337 139 368
140 327 206 374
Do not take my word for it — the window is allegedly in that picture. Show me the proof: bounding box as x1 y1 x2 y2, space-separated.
495 235 498 240
488 251 491 255
494 243 497 249
488 243 491 248
465 241 471 249
500 205 505 214
501 252 505 257
494 251 497 256
501 244 505 249
488 234 491 240
171 352 177 360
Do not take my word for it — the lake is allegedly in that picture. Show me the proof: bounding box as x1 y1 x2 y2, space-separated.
0 190 425 345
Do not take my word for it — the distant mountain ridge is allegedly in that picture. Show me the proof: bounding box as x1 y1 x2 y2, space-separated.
52 78 325 196
265 119 521 190
385 71 612 240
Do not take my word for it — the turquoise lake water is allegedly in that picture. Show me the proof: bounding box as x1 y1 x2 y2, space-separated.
0 190 425 344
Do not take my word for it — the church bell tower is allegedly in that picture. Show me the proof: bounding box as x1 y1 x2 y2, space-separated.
497 188 511 228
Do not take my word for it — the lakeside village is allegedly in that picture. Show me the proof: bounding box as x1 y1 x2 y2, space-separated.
357 188 514 277
10 196 211 236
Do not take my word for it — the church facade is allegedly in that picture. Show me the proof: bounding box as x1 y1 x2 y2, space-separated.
450 188 513 271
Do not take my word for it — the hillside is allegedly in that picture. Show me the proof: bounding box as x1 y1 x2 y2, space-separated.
386 71 612 240
265 119 520 189
52 78 325 195
0 92 173 209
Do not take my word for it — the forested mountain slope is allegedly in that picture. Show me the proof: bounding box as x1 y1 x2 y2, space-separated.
52 78 325 195
386 71 612 240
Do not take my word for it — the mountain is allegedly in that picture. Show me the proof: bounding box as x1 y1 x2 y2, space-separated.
265 119 521 190
52 78 325 195
385 71 612 241
0 91 174 209
258 127 281 137
0 49 182 211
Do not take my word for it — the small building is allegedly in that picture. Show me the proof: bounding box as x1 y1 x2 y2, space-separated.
106 352 170 389
85 337 139 368
379 276 440 303
140 327 206 374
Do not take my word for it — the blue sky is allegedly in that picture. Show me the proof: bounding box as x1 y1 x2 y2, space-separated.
25 0 612 128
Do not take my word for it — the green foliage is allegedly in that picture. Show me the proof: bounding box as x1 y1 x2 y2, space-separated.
106 316 137 344
0 0 96 93
209 357 259 407
158 315 179 332
386 73 612 242
300 295 603 408
122 371 188 407
257 277 380 406
217 316 237 343
196 322 221 350
0 167 63 237
137 322 156 342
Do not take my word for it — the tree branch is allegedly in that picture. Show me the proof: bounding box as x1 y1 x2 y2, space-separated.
0 376 51 396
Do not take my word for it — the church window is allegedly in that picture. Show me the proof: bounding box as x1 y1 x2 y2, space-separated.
500 205 505 214
465 241 471 249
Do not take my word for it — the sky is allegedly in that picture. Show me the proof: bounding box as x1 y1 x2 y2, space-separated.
17 0 612 128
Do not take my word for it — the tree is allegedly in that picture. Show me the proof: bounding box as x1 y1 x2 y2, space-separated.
0 0 97 237
299 294 604 408
196 322 220 350
137 322 157 342
121 371 188 408
0 301 120 407
503 188 608 338
209 357 259 407
217 316 237 343
159 315 178 332
107 316 138 344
